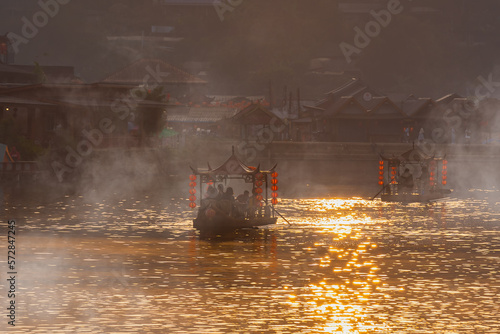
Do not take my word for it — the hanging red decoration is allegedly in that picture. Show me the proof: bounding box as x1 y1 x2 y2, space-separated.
189 188 196 195
189 202 196 209
255 187 263 194
271 198 278 205
255 180 263 187
272 192 278 198
271 172 278 178
256 195 263 201
189 174 197 181
189 181 197 188
271 185 278 191
271 179 278 185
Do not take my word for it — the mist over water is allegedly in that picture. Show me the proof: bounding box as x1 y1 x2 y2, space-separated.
2 185 499 333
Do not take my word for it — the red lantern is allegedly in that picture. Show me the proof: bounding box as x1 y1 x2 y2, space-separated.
255 187 263 194
189 174 197 181
189 188 196 195
378 181 384 186
189 181 197 188
256 173 264 180
271 198 278 205
271 172 278 178
272 192 278 198
256 195 263 201
271 185 278 191
189 195 196 202
271 179 278 185
189 202 196 209
255 180 263 187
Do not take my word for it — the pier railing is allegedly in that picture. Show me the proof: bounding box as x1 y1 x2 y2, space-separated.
0 162 39 173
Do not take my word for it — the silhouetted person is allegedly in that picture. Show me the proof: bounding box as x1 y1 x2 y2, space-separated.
399 168 414 193
216 184 225 200
236 190 250 217
205 185 217 199
419 166 430 194
236 190 250 204
222 187 234 201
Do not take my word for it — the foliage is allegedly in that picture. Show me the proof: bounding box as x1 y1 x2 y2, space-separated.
0 118 45 160
33 62 47 84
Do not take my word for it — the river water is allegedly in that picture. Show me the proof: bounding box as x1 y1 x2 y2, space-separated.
2 186 499 333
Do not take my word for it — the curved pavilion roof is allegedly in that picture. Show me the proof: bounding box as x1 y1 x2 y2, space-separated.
191 147 276 177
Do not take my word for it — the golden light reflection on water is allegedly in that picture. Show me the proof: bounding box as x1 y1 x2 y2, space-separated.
2 192 500 333
281 199 383 333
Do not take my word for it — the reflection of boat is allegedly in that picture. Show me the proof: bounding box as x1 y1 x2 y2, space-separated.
189 147 279 232
376 145 451 203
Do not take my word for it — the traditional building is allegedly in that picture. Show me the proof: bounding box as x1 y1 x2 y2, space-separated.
306 79 409 142
224 103 287 142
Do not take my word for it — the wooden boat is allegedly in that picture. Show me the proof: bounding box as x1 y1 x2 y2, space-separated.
376 145 451 203
381 189 451 203
189 148 279 232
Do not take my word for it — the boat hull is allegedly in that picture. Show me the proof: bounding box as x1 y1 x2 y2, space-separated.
193 215 277 232
381 189 451 203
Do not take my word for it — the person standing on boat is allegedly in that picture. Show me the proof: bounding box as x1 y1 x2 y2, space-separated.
236 190 250 217
216 184 225 200
418 165 430 195
399 168 414 194
418 128 425 143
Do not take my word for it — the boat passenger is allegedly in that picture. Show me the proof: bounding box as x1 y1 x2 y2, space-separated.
201 185 218 209
216 184 225 200
399 168 414 193
418 166 430 195
205 185 218 199
236 190 250 204
236 190 250 217
222 187 235 201
217 187 235 215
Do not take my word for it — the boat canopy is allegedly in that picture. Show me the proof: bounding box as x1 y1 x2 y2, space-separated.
190 147 277 183
380 145 445 164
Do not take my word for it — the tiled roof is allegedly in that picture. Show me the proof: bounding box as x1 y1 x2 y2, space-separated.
0 95 54 106
167 106 236 123
101 58 207 85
